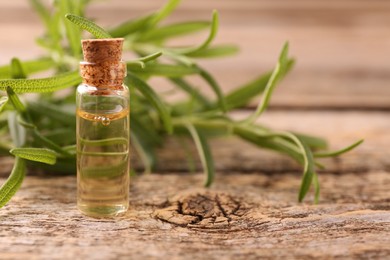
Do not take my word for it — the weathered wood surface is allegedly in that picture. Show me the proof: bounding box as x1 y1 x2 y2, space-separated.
1 0 390 108
0 110 389 259
0 172 389 259
1 1 390 259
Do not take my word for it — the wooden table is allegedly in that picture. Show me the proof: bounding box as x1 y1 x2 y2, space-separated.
0 1 389 259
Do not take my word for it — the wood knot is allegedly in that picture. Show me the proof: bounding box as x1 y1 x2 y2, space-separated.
153 191 250 228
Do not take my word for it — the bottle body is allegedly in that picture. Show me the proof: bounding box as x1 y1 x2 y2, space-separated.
76 84 130 217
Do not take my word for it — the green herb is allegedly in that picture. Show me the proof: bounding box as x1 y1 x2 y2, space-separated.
10 148 57 165
245 42 289 123
185 122 214 187
0 71 81 93
0 0 362 208
0 157 26 208
65 14 111 39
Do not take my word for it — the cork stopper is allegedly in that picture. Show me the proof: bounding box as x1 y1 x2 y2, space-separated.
80 38 126 89
81 38 123 64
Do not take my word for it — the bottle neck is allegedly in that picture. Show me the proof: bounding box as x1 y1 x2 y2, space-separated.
79 61 126 90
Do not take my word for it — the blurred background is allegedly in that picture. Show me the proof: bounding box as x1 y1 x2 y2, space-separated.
1 0 389 109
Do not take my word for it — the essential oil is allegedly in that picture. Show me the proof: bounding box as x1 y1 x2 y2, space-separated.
76 38 129 217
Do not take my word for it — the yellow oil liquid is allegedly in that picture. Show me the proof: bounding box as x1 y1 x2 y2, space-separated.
76 106 129 217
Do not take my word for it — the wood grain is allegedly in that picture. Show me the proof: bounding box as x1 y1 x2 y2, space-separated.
0 2 389 259
0 171 389 259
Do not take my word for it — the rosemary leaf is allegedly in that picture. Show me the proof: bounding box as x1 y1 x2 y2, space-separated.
30 0 51 26
17 115 36 129
313 173 320 204
233 125 305 165
8 112 26 148
28 101 76 127
150 0 182 26
30 158 76 174
162 51 194 66
263 130 317 202
0 157 26 208
198 66 227 112
185 123 214 187
10 58 27 79
130 129 156 174
175 10 219 55
137 52 163 63
225 72 271 110
7 87 71 157
130 116 162 147
127 51 162 69
0 71 81 93
59 1 81 57
233 125 318 202
170 78 211 110
246 42 290 123
32 130 73 157
0 58 54 79
10 147 57 165
137 21 210 42
293 133 328 150
127 72 173 134
187 45 239 58
223 59 294 111
41 129 76 145
65 14 111 39
6 87 26 113
314 139 364 158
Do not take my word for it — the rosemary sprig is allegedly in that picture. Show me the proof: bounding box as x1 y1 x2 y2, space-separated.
0 0 363 208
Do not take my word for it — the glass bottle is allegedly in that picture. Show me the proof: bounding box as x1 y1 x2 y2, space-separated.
76 38 129 217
